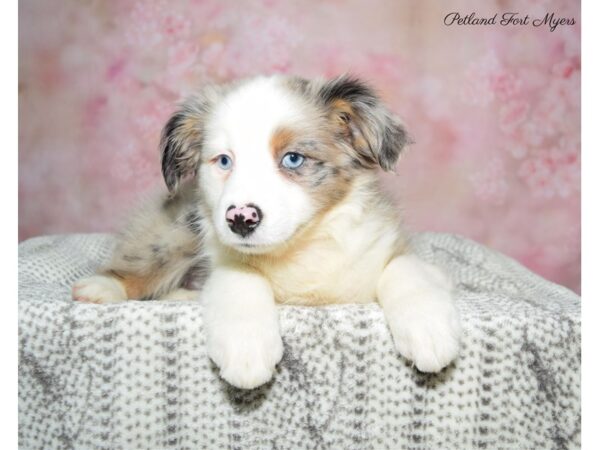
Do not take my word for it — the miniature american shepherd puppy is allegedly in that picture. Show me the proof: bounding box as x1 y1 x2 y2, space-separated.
72 75 461 389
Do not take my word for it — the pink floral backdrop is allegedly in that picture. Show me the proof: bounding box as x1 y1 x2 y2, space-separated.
19 0 581 293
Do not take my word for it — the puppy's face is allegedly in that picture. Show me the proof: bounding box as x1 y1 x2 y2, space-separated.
161 75 409 254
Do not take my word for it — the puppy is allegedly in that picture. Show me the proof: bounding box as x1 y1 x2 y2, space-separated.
72 75 461 389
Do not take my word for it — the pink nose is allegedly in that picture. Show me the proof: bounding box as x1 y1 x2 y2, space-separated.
226 204 263 237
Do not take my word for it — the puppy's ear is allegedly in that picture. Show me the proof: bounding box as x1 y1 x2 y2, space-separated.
317 75 411 171
160 89 219 192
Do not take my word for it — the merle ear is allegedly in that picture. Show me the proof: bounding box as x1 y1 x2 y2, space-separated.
160 89 219 192
160 107 203 192
317 75 411 171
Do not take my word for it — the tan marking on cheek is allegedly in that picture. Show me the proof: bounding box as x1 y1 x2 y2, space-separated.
270 127 297 159
311 168 353 209
306 139 366 210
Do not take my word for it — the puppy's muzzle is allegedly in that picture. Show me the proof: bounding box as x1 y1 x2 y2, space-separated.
226 204 263 237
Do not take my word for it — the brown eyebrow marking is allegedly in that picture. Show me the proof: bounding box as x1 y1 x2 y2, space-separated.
270 127 297 159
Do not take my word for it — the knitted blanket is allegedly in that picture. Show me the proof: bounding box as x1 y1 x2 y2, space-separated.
18 233 580 450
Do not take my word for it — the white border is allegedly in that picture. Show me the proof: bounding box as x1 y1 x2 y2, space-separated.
2 0 18 447
9 0 589 447
581 0 596 447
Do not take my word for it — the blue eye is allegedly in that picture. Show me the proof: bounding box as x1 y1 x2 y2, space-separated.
281 152 305 170
216 154 233 170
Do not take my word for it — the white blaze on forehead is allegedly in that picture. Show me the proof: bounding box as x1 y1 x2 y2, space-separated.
199 76 317 252
206 76 306 158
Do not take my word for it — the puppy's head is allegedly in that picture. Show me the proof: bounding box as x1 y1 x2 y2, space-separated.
161 75 410 253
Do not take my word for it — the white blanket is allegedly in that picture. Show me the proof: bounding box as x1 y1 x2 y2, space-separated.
18 232 580 449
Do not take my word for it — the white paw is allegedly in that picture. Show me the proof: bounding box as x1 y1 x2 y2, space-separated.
386 288 461 372
72 275 127 304
207 321 284 389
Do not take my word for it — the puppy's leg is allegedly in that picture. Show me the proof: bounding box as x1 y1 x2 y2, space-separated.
72 273 128 304
72 240 201 305
377 254 461 372
203 266 283 389
162 288 200 302
73 186 205 304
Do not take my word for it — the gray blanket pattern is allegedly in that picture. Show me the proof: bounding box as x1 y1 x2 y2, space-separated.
18 233 580 450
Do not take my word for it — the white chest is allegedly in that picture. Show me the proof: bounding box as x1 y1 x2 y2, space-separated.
261 215 401 306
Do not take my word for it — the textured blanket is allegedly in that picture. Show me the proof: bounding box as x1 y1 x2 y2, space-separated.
18 233 580 450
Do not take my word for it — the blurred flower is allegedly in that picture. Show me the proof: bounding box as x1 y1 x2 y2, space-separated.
469 157 509 205
518 147 580 199
499 100 529 134
490 71 522 101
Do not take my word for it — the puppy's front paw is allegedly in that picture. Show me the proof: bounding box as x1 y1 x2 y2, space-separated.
207 322 284 389
386 288 461 372
72 275 127 304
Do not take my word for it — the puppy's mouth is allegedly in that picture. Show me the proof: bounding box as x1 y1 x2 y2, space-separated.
229 240 282 255
215 213 307 255
238 242 260 250
220 230 293 254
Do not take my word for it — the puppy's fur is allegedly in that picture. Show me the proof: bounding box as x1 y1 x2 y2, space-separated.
73 75 461 389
